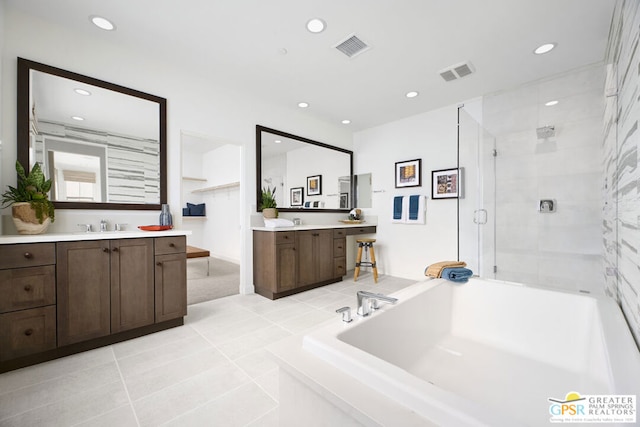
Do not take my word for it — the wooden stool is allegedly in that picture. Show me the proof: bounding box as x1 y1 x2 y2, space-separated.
354 238 378 283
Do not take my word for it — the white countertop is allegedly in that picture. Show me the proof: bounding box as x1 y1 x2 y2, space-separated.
0 229 191 245
252 223 375 232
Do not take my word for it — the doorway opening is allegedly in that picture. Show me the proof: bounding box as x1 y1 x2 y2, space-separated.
181 131 242 304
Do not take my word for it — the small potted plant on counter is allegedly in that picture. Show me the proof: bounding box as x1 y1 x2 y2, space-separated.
1 160 55 234
261 186 278 218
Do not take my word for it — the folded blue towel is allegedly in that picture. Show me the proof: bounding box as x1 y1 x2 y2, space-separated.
441 267 473 283
409 195 420 220
393 196 403 220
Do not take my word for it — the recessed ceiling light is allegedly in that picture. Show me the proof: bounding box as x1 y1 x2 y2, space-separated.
90 15 116 31
71 116 85 121
274 139 282 144
545 100 559 106
341 120 351 125
74 88 91 96
298 102 309 108
534 43 556 55
306 18 326 33
406 91 419 98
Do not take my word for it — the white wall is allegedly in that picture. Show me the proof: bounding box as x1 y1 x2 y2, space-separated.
286 144 350 209
0 7 353 293
201 144 241 262
353 105 459 281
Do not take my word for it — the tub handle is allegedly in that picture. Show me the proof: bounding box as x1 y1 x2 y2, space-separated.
336 306 353 323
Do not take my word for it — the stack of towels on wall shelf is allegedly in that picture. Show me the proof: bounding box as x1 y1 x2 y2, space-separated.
392 195 425 224
424 260 473 283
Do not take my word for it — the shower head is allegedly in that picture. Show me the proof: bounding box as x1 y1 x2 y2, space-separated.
536 125 555 139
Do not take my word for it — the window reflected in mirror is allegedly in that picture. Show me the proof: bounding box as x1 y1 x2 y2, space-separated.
18 58 167 210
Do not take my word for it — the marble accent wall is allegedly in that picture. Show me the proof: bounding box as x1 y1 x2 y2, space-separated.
34 120 160 204
604 0 640 346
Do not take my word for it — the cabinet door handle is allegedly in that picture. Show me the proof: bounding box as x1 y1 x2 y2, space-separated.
24 329 33 336
23 252 32 259
112 247 119 252
312 233 319 237
337 246 343 249
156 262 162 266
103 248 109 253
24 285 32 292
283 236 288 239
169 243 175 247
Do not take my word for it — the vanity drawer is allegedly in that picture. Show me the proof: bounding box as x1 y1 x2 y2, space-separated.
275 231 295 245
0 306 57 361
155 236 186 255
0 243 55 270
333 238 346 257
333 229 347 238
345 226 377 236
0 266 56 314
334 257 346 278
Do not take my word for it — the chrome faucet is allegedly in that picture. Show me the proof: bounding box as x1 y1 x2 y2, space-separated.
356 291 397 317
100 219 108 232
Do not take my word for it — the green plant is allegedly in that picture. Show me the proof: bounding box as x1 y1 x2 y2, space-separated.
260 186 277 210
1 161 55 223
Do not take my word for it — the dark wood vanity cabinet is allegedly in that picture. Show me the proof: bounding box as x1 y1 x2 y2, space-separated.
57 238 156 345
154 236 187 322
253 231 297 296
296 230 334 286
0 243 57 361
253 226 376 299
57 240 112 346
0 235 187 373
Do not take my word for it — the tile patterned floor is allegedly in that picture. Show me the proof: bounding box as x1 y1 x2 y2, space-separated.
0 272 415 427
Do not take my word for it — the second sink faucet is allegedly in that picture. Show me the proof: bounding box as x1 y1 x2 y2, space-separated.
100 219 108 232
356 290 398 317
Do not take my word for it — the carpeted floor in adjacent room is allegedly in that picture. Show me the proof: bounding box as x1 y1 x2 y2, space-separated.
187 257 240 305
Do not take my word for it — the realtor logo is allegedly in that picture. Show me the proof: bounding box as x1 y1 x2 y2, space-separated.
549 391 636 423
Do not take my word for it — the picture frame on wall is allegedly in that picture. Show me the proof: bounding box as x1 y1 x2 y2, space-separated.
307 175 322 196
395 158 422 188
290 187 304 206
432 168 460 199
339 193 348 209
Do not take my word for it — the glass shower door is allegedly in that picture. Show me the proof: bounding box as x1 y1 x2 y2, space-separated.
458 107 496 278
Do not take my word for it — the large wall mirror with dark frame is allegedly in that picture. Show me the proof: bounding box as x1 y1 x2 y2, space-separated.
256 125 353 213
17 57 167 210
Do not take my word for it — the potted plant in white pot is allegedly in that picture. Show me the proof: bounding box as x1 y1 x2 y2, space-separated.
1 161 55 234
260 186 278 219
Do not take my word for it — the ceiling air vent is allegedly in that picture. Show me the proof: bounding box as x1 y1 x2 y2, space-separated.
334 34 370 58
439 61 475 82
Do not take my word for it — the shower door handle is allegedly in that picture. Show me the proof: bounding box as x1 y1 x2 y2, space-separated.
473 209 488 224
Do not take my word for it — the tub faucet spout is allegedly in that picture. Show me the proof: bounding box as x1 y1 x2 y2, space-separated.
357 291 397 317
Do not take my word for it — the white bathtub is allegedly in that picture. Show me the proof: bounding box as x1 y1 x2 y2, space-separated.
303 278 640 426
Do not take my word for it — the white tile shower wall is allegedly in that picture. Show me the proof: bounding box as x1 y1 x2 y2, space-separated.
604 0 640 346
482 64 605 294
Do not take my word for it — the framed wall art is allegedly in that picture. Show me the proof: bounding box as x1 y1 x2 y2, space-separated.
432 168 460 199
395 159 422 188
339 193 349 209
307 175 322 196
290 187 304 206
